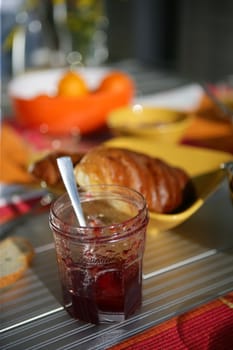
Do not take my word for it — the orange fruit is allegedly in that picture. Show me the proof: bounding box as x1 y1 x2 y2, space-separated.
57 71 89 97
97 71 134 95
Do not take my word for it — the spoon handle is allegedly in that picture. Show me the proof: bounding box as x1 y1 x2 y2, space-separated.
57 157 86 226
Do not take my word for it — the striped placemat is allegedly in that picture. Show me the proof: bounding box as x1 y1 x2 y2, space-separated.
108 293 233 350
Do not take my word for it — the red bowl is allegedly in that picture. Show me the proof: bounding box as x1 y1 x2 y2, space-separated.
8 68 134 135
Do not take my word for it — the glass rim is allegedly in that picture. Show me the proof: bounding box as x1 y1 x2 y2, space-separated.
49 184 148 241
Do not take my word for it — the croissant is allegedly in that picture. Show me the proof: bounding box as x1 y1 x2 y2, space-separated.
74 146 195 214
29 151 83 188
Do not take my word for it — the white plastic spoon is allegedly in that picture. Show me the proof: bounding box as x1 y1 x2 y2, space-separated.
57 156 86 226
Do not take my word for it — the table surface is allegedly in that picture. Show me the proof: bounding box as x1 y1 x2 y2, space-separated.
1 62 233 350
1 179 233 350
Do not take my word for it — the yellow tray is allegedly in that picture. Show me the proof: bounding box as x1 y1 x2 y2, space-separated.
105 137 233 232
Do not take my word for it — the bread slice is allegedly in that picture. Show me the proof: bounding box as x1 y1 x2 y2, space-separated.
0 237 35 289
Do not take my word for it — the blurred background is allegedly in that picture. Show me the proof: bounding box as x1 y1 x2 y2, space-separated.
107 0 233 81
1 0 233 84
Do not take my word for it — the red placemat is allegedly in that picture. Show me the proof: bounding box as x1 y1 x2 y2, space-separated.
108 293 233 350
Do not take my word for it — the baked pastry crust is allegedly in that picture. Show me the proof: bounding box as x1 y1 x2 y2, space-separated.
74 146 194 213
29 152 83 188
